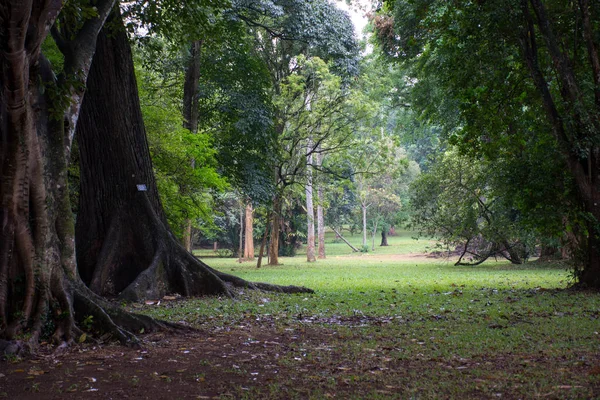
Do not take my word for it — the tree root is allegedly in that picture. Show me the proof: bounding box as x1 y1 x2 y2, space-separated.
72 282 184 347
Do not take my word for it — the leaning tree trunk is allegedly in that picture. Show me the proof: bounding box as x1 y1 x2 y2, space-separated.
75 14 310 302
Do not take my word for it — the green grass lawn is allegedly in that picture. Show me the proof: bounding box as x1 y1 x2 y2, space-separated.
141 232 600 398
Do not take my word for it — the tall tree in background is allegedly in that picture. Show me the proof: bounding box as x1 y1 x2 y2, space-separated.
306 138 317 262
316 150 326 259
242 0 359 265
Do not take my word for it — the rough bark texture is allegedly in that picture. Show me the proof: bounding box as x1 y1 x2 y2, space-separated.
244 204 255 260
75 14 311 302
0 2 64 343
0 1 174 348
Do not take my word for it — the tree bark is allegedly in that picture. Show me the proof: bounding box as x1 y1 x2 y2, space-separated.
316 151 326 259
181 40 203 252
268 195 281 265
257 214 270 268
380 229 389 246
244 203 255 260
75 12 311 301
520 0 600 287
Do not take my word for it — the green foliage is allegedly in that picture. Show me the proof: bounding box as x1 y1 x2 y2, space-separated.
409 149 572 264
274 55 356 188
137 64 228 239
375 0 599 270
237 0 360 79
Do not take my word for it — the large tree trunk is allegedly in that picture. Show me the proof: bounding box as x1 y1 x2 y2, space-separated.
75 13 310 302
181 40 203 252
244 203 255 260
0 1 178 348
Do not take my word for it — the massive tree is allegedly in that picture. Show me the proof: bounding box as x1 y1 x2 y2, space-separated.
378 0 600 286
76 10 311 301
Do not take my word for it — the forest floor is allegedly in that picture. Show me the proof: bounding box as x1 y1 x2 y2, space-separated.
2 316 600 400
2 233 600 399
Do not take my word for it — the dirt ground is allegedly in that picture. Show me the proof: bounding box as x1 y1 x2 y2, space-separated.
0 327 302 400
2 323 599 399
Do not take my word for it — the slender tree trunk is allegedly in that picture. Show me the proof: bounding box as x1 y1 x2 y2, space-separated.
269 196 281 265
306 140 316 262
244 203 254 260
362 203 368 248
257 214 270 268
371 220 378 251
182 223 193 253
316 151 326 259
238 205 244 261
181 40 203 251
